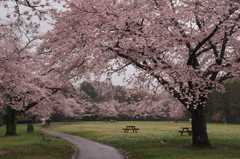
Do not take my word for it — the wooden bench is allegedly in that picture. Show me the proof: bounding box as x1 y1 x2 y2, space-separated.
40 133 52 141
122 126 139 133
179 130 192 136
122 128 140 131
179 127 192 136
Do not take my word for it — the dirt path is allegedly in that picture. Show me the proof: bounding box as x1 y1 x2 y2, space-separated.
44 130 125 159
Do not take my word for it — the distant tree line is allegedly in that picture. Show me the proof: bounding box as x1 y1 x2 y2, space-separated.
206 79 240 123
50 81 186 122
2 78 240 124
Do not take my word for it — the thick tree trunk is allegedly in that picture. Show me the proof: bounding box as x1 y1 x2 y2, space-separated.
190 105 211 147
0 112 3 127
5 106 18 136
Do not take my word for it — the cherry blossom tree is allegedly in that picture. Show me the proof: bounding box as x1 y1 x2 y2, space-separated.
39 0 240 147
211 112 223 122
122 93 186 120
0 1 94 136
94 100 120 120
0 22 90 136
145 95 186 121
0 23 38 135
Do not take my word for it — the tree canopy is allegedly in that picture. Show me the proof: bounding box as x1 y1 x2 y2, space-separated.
1 0 240 147
39 0 240 147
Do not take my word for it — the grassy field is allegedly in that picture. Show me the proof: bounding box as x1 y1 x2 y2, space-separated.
0 123 76 159
1 121 240 159
52 121 240 159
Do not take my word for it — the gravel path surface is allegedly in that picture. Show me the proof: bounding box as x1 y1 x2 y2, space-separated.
45 131 125 159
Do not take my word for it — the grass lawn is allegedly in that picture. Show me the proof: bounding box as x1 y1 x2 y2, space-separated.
0 123 76 159
52 121 240 159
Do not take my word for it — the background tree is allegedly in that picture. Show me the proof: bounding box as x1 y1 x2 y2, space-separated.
211 112 223 123
113 86 129 103
206 79 240 123
92 81 115 101
80 81 98 102
78 80 186 121
39 0 240 147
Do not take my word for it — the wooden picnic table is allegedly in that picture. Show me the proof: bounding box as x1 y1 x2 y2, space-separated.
122 126 139 133
179 127 192 136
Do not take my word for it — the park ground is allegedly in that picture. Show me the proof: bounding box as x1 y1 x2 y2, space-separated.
1 121 240 159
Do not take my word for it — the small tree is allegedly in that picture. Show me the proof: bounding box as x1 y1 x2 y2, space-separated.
212 112 223 123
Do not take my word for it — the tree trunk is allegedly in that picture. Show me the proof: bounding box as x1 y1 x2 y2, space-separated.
5 106 18 136
190 105 211 147
0 117 3 127
0 111 3 127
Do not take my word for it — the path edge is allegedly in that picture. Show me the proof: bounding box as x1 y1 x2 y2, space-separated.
42 129 78 159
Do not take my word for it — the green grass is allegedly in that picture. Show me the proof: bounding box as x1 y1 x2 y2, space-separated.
52 121 240 159
1 121 240 159
0 123 75 159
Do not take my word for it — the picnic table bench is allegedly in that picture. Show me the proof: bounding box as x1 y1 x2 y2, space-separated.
179 127 192 136
122 126 139 133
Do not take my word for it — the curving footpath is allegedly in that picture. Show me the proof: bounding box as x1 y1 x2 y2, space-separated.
44 131 125 159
